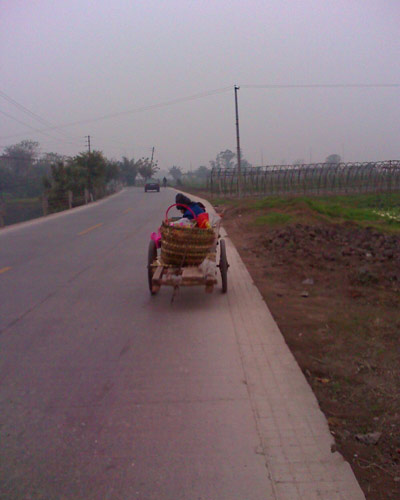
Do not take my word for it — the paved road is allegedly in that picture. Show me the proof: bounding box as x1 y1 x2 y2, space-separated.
0 188 364 499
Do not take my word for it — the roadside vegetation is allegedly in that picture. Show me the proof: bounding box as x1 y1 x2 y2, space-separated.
0 140 159 225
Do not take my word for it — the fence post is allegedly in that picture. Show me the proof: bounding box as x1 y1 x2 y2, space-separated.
84 188 89 204
68 190 73 209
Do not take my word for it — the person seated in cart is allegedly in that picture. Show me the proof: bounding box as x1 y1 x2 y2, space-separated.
175 193 206 219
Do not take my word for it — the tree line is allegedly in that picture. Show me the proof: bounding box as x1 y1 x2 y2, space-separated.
0 141 251 203
1 141 344 201
164 149 253 187
0 140 159 211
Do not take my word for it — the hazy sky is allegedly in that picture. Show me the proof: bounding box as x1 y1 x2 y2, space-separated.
1 0 399 170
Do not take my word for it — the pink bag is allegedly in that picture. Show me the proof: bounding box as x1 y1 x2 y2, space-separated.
150 229 162 248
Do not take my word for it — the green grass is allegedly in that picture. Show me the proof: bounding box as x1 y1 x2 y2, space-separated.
305 197 400 226
211 192 400 230
246 193 400 230
254 213 292 226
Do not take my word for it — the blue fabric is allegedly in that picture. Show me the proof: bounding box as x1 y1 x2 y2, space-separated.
183 203 205 220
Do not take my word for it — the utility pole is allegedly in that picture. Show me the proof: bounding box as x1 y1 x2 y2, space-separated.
85 136 92 200
85 135 91 154
150 147 155 180
234 85 242 198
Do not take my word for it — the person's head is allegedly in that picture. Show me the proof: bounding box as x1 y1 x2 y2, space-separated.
175 193 192 213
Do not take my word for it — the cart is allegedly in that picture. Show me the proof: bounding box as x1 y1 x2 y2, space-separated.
147 204 229 295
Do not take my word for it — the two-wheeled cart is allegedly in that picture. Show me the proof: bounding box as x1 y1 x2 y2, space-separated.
147 204 229 295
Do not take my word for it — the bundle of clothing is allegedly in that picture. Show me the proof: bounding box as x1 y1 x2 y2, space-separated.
172 193 210 228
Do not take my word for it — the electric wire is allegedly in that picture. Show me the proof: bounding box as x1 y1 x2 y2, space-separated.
0 109 79 144
1 83 398 148
1 86 233 139
0 90 81 142
240 83 400 89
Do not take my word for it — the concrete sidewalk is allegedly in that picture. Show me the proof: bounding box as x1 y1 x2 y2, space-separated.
226 237 365 499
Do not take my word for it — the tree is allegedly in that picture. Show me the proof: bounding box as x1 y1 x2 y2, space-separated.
0 162 13 194
137 157 159 181
234 150 252 169
43 149 119 210
168 166 183 182
119 156 137 186
48 161 69 204
73 150 107 193
219 149 235 169
2 140 40 177
240 157 252 169
38 152 66 173
105 160 120 184
0 140 48 197
44 159 82 199
194 165 210 179
325 154 341 164
210 149 235 170
210 149 252 170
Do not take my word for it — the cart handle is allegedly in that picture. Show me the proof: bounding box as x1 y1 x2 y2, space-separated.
165 203 198 222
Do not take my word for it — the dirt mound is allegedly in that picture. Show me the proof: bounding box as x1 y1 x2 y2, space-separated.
260 224 400 287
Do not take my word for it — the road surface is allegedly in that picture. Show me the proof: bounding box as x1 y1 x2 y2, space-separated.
0 188 364 499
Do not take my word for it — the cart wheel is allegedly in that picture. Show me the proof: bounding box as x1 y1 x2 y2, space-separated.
219 239 229 293
148 240 158 295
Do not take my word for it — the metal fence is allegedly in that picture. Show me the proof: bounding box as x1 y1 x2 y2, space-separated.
209 161 400 197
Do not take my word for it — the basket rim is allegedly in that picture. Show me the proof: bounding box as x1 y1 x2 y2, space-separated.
161 219 215 233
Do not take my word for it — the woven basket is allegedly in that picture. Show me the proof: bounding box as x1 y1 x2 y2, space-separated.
160 221 215 266
160 203 215 266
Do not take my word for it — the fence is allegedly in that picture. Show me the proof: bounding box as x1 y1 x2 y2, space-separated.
210 161 400 197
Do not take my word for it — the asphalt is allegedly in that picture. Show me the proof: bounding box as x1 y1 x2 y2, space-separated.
0 187 365 499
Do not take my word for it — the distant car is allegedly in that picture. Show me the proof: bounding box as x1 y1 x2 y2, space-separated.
144 182 160 192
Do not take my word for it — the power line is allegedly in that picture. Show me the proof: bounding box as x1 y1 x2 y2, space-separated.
0 90 81 141
56 86 233 127
0 86 233 139
2 82 397 143
0 109 80 144
240 83 400 89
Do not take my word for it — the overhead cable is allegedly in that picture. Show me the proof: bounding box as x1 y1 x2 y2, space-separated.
0 109 80 144
1 86 233 139
0 90 81 141
240 83 400 89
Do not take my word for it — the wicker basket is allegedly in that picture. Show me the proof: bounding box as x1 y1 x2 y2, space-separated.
160 221 215 266
160 203 215 266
